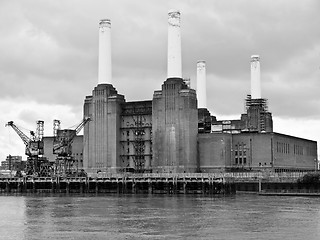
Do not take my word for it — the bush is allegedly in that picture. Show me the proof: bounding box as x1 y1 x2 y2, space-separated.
297 172 320 186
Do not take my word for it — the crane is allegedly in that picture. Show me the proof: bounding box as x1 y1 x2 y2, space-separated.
5 120 51 176
53 117 90 177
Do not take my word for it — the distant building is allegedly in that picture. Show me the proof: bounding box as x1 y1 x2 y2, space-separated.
0 155 25 171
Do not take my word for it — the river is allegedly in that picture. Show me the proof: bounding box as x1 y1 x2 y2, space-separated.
0 193 319 240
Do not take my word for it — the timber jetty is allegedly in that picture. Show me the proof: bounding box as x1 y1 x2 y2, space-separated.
0 172 314 194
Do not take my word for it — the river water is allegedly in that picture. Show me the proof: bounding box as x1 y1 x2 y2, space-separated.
0 193 319 240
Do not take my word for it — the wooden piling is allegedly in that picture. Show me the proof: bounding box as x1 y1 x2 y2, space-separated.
5 181 10 193
66 180 70 194
32 179 36 193
79 179 83 194
148 180 153 194
95 181 99 194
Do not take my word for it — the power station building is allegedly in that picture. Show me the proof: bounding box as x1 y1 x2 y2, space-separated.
79 11 317 174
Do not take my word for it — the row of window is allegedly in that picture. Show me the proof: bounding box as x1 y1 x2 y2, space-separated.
123 121 151 127
276 142 316 156
277 142 290 154
235 143 247 148
294 144 303 155
234 159 272 166
235 143 247 165
234 150 247 157
235 157 247 165
122 130 152 138
306 146 317 156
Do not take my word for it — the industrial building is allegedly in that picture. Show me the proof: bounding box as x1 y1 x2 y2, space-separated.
43 10 317 174
43 135 84 168
0 155 25 171
198 132 317 173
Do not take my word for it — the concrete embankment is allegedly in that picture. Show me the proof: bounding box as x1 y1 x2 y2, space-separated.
1 172 318 195
0 174 235 194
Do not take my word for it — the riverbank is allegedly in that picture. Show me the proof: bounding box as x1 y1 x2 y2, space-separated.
1 172 319 195
0 175 235 194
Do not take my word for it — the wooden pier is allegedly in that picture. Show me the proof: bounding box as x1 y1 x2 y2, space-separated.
0 172 315 194
0 174 235 194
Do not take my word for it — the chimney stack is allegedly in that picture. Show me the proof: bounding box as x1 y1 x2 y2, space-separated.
250 55 261 99
167 10 182 79
197 60 207 108
98 19 112 84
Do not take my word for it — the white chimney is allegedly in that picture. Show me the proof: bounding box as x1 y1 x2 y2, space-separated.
98 19 112 84
250 55 261 99
197 60 207 108
167 10 182 79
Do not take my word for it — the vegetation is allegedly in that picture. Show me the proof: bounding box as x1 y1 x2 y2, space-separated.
297 172 320 187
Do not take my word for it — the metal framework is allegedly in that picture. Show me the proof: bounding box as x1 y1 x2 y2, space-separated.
245 95 268 112
53 118 90 177
5 120 51 176
36 120 44 141
245 95 269 132
120 101 152 173
53 119 61 138
132 115 146 172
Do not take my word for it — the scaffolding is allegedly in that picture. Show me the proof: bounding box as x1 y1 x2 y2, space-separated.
245 95 268 112
245 95 270 132
120 101 152 173
132 115 146 172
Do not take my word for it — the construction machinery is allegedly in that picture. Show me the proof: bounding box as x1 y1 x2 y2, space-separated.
53 117 90 177
5 120 52 176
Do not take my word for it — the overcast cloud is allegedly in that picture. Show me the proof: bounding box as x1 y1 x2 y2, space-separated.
0 0 319 161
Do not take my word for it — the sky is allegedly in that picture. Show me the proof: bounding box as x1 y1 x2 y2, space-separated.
0 0 319 162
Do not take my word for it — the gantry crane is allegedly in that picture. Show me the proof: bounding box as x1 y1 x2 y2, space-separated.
53 117 90 177
5 120 51 176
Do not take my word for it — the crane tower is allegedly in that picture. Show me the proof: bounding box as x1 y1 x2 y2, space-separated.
5 120 51 176
53 117 90 177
